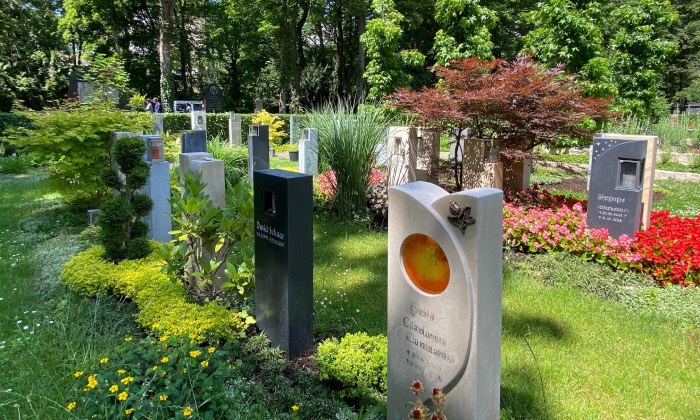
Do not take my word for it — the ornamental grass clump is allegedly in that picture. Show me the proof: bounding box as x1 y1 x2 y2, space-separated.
99 136 153 262
307 101 391 221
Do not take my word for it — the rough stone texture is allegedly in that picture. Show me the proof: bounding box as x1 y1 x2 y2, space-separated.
229 113 242 146
299 128 318 175
139 161 172 242
189 158 225 209
191 110 207 131
254 169 314 359
179 152 213 185
388 182 503 420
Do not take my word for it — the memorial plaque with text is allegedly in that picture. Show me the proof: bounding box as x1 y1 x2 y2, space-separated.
203 83 224 113
587 137 647 238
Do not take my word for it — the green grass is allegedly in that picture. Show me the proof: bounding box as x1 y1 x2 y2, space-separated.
530 166 577 185
653 179 700 217
0 171 140 418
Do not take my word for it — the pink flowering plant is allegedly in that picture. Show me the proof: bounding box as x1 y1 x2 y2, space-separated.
317 168 386 201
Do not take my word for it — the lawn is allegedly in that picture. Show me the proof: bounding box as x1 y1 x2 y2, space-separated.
1 167 699 418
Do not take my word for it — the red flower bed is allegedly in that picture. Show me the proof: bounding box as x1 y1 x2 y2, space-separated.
504 187 699 286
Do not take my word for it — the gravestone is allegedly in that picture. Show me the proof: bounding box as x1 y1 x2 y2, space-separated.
255 98 264 113
229 112 242 146
599 133 658 230
688 103 700 114
587 136 648 238
254 169 314 358
191 110 207 131
248 125 270 184
387 126 417 186
138 134 172 242
289 115 297 144
179 152 213 185
189 158 226 210
153 113 164 134
388 182 503 419
181 130 207 153
298 128 318 175
203 83 224 113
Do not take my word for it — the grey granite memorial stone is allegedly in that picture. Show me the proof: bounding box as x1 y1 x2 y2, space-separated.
254 98 264 113
189 158 226 209
229 113 242 146
254 169 313 359
203 83 224 113
139 159 172 242
153 113 164 134
289 115 297 144
298 128 318 175
587 137 648 238
191 110 207 131
248 125 270 184
388 182 503 419
181 130 207 153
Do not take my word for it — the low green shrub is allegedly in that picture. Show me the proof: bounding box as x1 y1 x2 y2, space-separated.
0 154 33 173
316 332 388 402
61 245 254 342
0 112 32 156
207 139 249 187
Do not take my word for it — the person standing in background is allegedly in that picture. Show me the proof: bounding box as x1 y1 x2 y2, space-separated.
145 98 153 112
153 97 162 113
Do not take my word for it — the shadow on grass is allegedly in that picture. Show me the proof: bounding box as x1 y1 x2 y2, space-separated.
502 313 568 341
500 366 554 420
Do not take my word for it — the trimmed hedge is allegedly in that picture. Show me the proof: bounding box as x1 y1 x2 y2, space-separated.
162 113 307 143
61 245 255 342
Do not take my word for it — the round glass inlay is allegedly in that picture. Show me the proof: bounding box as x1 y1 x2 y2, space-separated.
401 233 450 295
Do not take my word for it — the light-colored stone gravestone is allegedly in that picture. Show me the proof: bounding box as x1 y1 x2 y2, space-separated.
387 126 417 186
153 113 164 134
189 158 226 210
179 152 213 185
298 128 318 175
586 136 650 238
228 112 242 146
599 133 658 231
388 182 503 420
191 110 207 131
138 134 171 242
289 115 297 144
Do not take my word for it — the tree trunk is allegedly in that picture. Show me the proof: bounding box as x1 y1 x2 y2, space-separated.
356 13 365 103
159 0 175 112
334 0 345 98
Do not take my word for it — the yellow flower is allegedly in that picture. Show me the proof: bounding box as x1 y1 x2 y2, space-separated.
86 374 98 390
67 401 77 411
125 408 135 415
121 376 134 385
152 365 158 371
118 391 128 401
201 360 209 367
159 394 168 401
152 323 160 329
161 356 169 363
99 357 109 364
207 347 215 354
109 384 119 393
188 333 197 340
292 404 300 411
183 407 193 417
117 369 126 375
189 350 201 358
124 337 132 342
182 368 188 373
159 335 168 342
73 371 84 378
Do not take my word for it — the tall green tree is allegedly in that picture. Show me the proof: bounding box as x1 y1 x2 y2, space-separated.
433 0 497 66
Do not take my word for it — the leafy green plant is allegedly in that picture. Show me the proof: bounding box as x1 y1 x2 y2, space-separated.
161 171 254 300
207 137 249 188
5 103 151 204
0 153 34 174
307 101 391 220
316 332 388 402
99 136 153 262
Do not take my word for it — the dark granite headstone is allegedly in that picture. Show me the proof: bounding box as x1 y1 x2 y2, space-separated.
248 125 270 184
254 169 313 358
203 83 224 113
181 130 207 153
587 137 647 238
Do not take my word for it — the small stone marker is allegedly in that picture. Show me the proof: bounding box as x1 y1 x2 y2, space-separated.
191 110 207 131
587 136 648 238
248 125 270 184
153 113 164 134
254 169 314 359
181 130 207 154
388 182 503 419
298 128 318 175
229 112 242 146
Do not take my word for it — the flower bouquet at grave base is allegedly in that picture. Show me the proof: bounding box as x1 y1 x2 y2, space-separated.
407 380 446 420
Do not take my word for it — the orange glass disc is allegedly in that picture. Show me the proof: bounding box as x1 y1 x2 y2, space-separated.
401 234 450 295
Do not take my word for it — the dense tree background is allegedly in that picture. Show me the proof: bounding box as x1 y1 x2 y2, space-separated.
2 0 698 118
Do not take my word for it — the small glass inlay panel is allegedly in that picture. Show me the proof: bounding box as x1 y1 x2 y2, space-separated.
617 159 643 190
264 190 276 216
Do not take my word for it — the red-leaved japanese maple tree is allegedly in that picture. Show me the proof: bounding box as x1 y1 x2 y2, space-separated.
389 56 612 191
